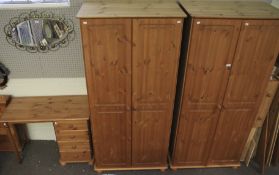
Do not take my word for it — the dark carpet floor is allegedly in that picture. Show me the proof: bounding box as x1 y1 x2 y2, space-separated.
0 141 278 175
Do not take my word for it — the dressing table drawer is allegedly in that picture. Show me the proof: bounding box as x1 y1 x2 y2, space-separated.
56 130 89 141
60 150 91 163
58 141 90 151
54 120 88 131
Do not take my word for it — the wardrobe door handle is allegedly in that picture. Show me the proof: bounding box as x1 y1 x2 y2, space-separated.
226 64 232 70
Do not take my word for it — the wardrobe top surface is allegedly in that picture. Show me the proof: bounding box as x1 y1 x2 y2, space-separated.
179 0 279 19
76 0 186 18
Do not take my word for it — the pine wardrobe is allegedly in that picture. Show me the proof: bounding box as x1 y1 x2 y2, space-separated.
77 0 186 172
170 0 279 169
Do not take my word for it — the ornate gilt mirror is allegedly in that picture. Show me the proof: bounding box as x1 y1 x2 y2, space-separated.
4 11 75 53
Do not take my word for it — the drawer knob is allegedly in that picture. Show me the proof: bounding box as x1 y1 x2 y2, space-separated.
83 21 88 25
245 22 249 26
54 122 58 125
226 64 232 70
197 21 201 25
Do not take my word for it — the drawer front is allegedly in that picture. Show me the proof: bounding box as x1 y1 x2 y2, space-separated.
54 120 88 131
58 141 90 151
60 151 91 162
56 130 89 141
0 127 7 134
0 123 6 128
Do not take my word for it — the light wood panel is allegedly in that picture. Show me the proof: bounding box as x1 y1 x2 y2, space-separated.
172 110 219 166
132 18 183 110
77 1 186 18
132 111 171 167
181 19 241 110
94 111 131 168
81 19 132 112
179 0 279 19
223 20 279 109
81 19 132 168
208 109 254 165
131 18 183 167
254 80 279 127
1 96 89 123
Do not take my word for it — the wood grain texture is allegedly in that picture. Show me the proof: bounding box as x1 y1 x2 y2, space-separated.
0 96 89 123
53 120 92 165
171 18 279 168
181 19 241 110
179 0 279 19
172 109 219 166
223 20 279 109
254 80 279 127
60 151 91 163
132 111 170 167
131 18 183 167
55 130 89 141
77 0 186 18
132 18 183 111
81 18 132 168
208 109 254 165
81 19 132 112
93 111 131 168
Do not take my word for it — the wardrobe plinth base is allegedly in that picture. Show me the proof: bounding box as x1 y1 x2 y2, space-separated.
94 165 168 172
169 162 241 170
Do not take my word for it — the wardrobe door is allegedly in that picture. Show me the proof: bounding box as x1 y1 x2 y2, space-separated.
173 110 219 166
182 19 241 110
80 19 132 168
132 18 183 167
209 20 279 165
223 20 279 109
172 19 241 167
208 109 254 165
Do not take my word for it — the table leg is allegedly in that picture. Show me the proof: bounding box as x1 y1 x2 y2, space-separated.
5 123 22 163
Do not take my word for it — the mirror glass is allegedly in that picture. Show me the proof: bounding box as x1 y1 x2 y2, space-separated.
12 19 68 47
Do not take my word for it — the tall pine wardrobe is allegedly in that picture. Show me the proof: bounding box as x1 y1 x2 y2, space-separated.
77 0 186 172
170 0 279 169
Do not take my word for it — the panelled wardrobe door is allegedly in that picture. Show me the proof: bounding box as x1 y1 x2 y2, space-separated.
208 109 254 165
209 20 279 165
172 19 241 167
223 20 279 110
173 110 219 166
181 19 241 110
132 18 183 167
80 19 132 168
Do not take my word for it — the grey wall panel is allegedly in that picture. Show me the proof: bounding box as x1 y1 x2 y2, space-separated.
0 0 86 78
